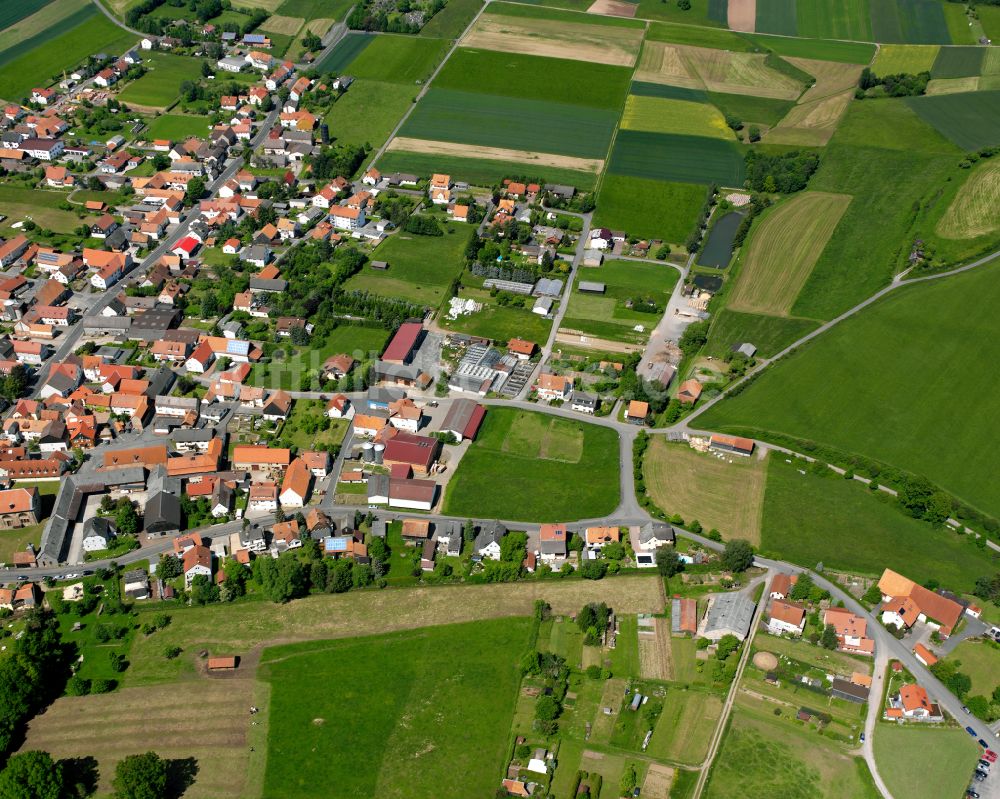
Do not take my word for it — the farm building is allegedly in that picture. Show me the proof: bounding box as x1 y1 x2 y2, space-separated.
207 656 239 671
578 281 606 294
671 596 697 635
703 592 755 641
709 434 755 457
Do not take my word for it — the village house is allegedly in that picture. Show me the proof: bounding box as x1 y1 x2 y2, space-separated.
767 600 806 636
824 607 874 655
534 373 572 402
877 568 965 638
539 523 568 562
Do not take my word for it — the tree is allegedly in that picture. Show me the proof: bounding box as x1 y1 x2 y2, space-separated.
620 763 638 796
113 752 167 799
0 751 64 799
500 531 527 563
721 539 754 573
656 547 683 577
580 560 608 580
189 574 218 605
115 500 140 537
789 574 814 601
254 553 308 603
862 584 883 605
0 365 29 401
184 176 206 206
820 623 838 650
463 519 476 543
535 694 561 722
715 634 741 660
158 554 181 580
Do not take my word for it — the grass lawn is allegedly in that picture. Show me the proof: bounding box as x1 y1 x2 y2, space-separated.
117 52 205 108
325 79 415 150
873 724 979 799
260 619 531 799
249 326 389 390
0 185 80 235
439 294 553 343
705 309 819 359
594 174 706 242
125 577 662 684
343 224 473 304
703 259 1000 522
443 407 620 522
561 258 680 343
143 113 212 140
276 399 348 451
0 9 135 101
644 438 768 544
705 692 878 799
758 457 997 590
946 639 1000 699
347 35 450 84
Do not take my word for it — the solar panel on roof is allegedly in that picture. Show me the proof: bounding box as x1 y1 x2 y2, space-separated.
324 537 348 552
226 340 250 356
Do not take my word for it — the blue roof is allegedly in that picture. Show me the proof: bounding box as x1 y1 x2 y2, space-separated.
226 340 250 356
324 537 348 552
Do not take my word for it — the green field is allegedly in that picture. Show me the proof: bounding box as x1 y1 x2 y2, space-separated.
562 259 680 342
791 103 959 319
260 620 531 799
755 0 798 37
931 45 985 78
935 157 1000 242
0 185 81 236
708 91 795 127
144 113 211 140
0 10 135 101
870 0 952 44
874 725 979 799
419 0 484 37
906 89 1000 151
118 52 204 107
594 174 707 242
433 48 632 110
314 32 373 73
703 260 1000 520
487 1 645 27
706 309 819 359
797 0 873 41
0 0 54 29
631 81 707 102
343 223 473 304
760 456 995 590
401 88 618 158
980 6 1000 43
705 694 877 799
0 0 91 69
374 150 598 190
443 408 620 521
645 20 756 50
608 131 745 186
276 0 354 16
346 35 450 84
871 44 939 74
747 33 876 65
326 80 414 149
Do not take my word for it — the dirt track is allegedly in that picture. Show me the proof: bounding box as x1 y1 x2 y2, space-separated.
388 137 604 173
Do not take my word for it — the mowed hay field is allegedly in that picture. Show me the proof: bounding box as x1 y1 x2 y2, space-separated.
705 694 876 799
461 11 644 66
387 137 604 174
766 90 853 145
789 57 862 104
634 42 805 99
261 621 530 799
728 192 851 315
936 158 1000 240
128 578 663 685
621 94 735 139
22 680 257 799
444 408 620 521
871 44 938 74
401 88 618 158
647 689 724 765
700 261 1000 520
643 438 767 544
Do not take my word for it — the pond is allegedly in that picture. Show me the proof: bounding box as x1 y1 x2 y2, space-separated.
698 211 744 269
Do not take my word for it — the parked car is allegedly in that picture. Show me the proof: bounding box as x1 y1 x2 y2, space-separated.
980 739 990 748
967 789 980 798
967 727 979 737
984 750 998 763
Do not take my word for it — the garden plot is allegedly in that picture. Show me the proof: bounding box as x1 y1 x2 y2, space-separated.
461 12 643 66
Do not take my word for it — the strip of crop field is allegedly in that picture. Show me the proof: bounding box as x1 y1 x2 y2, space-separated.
608 130 745 185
